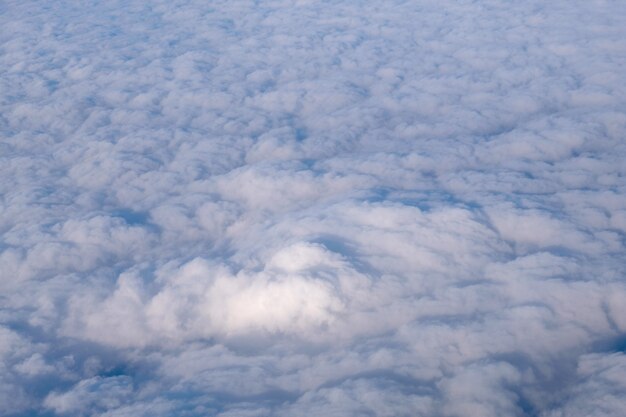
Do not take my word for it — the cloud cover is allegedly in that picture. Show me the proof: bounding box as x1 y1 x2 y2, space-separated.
1 0 626 415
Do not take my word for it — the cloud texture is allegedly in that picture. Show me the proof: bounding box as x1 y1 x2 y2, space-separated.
1 0 626 415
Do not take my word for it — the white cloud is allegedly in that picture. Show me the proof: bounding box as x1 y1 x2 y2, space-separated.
62 245 351 347
44 376 134 416
543 353 626 417
2 0 626 416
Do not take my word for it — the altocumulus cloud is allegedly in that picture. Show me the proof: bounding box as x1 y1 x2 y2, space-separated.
1 0 626 415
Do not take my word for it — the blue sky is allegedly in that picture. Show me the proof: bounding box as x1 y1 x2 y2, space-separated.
1 1 626 416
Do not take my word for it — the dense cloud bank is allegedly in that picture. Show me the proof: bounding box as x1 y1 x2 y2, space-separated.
2 0 626 415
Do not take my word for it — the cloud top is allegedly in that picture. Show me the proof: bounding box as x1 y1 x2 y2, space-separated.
1 0 626 416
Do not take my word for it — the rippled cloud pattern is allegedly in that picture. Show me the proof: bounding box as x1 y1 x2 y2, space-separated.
2 0 626 416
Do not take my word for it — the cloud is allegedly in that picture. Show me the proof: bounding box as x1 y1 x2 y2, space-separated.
44 376 133 416
62 242 364 346
1 0 626 416
543 353 626 417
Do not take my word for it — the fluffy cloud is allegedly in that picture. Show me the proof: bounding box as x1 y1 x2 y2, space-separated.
1 0 626 416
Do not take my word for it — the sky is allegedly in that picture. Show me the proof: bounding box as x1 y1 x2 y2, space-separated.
1 0 626 416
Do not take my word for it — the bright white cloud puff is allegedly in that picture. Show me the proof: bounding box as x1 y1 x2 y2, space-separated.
1 0 626 416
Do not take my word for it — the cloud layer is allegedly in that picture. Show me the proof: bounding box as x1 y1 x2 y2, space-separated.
1 0 626 416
